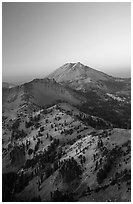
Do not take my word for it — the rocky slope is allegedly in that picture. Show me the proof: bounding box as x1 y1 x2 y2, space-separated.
2 103 131 202
48 62 130 94
48 62 131 129
2 78 85 114
2 63 131 202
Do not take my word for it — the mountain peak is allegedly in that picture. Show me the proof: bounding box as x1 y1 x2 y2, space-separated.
72 62 84 69
62 62 84 70
48 62 112 88
75 62 83 66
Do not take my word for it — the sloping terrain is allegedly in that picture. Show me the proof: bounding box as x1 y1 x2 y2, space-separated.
48 62 131 128
24 78 85 106
48 62 130 94
2 78 85 115
48 62 113 83
2 63 131 202
2 102 131 202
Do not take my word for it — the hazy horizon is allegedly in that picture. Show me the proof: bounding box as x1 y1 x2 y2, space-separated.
2 2 131 84
2 61 131 85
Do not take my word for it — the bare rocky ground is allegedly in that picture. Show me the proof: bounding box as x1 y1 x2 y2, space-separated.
2 102 131 202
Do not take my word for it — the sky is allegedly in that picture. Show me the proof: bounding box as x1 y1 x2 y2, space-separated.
2 2 131 84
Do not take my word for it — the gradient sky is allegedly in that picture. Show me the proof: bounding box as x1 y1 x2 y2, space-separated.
2 2 131 84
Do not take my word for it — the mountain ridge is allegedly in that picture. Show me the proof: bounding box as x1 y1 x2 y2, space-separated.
2 63 131 128
2 62 131 202
2 77 86 115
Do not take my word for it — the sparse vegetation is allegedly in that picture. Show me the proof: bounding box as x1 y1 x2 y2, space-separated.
97 146 123 184
2 73 131 202
59 157 82 183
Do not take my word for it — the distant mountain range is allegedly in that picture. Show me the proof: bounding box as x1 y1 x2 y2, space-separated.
2 82 16 89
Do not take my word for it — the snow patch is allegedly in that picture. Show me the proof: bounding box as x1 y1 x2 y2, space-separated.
106 93 124 102
115 79 124 82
